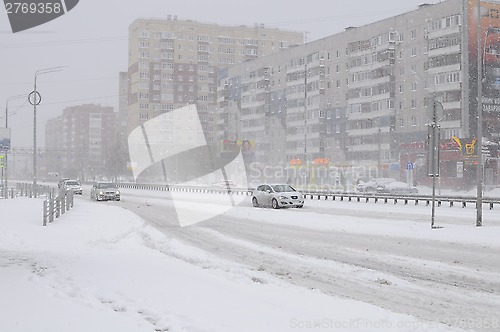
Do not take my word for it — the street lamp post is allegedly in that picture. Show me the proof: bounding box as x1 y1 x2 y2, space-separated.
4 94 26 192
31 66 66 188
429 100 441 229
476 0 483 227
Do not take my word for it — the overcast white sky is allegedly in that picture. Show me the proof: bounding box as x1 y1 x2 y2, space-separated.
0 0 435 147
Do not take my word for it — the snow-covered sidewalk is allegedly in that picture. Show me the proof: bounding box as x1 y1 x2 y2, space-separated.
0 198 461 331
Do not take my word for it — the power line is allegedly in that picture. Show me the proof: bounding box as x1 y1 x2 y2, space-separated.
267 7 420 27
0 76 119 87
0 36 127 49
41 94 119 106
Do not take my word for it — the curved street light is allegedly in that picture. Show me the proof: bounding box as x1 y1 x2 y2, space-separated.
32 66 67 187
2 94 27 193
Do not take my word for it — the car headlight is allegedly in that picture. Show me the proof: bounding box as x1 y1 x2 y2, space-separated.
116 190 120 195
279 195 288 200
99 191 104 195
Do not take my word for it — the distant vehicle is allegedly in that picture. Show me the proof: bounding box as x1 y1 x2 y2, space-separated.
58 178 71 188
357 178 396 192
252 184 304 209
376 181 418 194
90 182 120 201
63 179 83 195
213 180 237 189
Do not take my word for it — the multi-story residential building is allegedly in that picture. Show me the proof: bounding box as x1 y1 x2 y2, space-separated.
218 0 500 188
116 71 131 178
127 16 304 151
45 104 117 180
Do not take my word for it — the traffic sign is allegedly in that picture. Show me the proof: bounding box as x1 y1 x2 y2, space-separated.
28 91 42 106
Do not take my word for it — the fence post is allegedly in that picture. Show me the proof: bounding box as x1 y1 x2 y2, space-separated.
43 200 47 226
49 197 54 223
62 194 66 215
56 197 60 219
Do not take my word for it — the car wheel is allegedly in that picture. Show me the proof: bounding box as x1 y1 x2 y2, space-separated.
252 197 259 207
272 198 279 209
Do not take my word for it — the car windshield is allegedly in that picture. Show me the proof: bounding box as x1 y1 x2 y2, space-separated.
97 183 116 189
271 185 296 192
66 181 80 186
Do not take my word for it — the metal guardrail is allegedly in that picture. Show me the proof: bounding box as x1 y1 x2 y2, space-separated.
16 182 54 198
116 182 500 209
0 182 75 226
118 183 253 196
43 190 74 226
300 191 499 210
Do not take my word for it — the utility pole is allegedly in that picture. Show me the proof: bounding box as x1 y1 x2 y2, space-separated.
303 32 309 187
429 100 441 229
4 94 25 193
31 66 67 188
476 0 483 227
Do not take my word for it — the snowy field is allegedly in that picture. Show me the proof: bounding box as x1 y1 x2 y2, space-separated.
1 188 499 331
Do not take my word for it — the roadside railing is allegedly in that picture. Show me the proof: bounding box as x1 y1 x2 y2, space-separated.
16 182 54 198
118 182 253 196
43 190 74 226
300 191 499 210
116 182 500 210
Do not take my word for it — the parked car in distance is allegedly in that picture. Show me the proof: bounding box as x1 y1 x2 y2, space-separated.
252 184 304 209
376 181 418 194
213 180 237 188
58 178 71 188
63 179 83 195
90 182 120 201
357 178 396 192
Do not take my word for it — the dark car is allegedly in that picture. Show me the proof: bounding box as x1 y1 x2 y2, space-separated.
90 182 120 201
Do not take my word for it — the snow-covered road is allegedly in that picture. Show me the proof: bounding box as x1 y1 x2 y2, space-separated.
110 188 500 331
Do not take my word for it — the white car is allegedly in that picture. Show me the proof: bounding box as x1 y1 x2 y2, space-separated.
213 180 237 189
357 178 396 192
252 184 304 209
376 181 418 194
90 182 121 201
63 179 83 195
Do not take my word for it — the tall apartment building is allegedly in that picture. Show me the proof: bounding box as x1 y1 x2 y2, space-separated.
116 71 131 177
218 0 500 187
127 16 303 148
45 104 117 180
